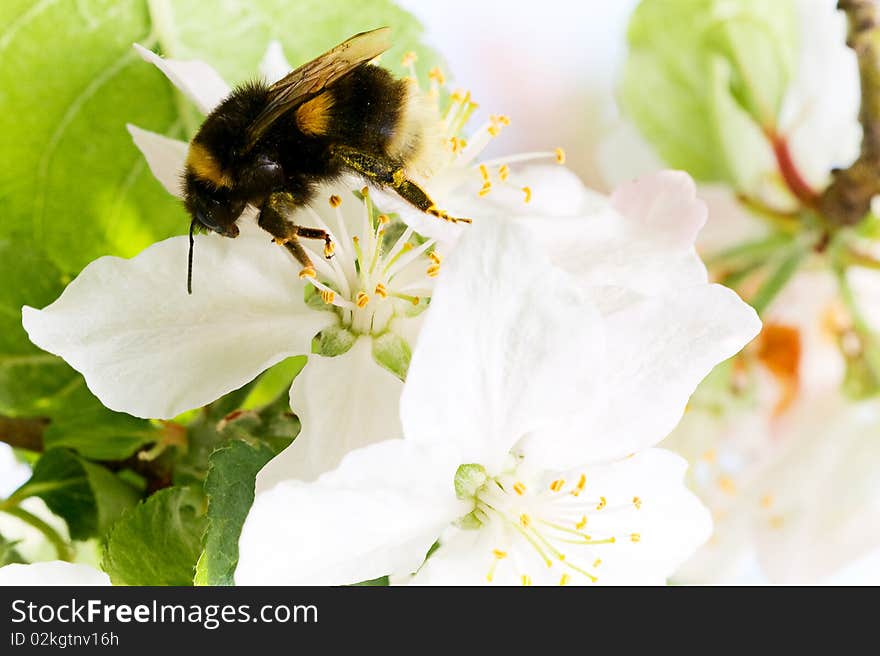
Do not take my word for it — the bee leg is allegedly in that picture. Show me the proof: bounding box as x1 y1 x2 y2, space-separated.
295 226 335 259
257 191 326 278
330 145 471 224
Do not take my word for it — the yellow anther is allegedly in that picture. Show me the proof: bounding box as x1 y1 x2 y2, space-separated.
513 482 526 496
324 241 335 258
352 236 360 245
633 496 642 510
490 114 511 126
760 494 774 509
411 296 421 306
555 147 566 164
401 51 417 66
428 251 442 265
355 292 370 308
374 283 388 298
769 515 785 529
488 124 500 137
479 163 490 181
299 266 316 279
329 194 342 208
575 516 587 530
478 181 492 197
428 67 446 85
596 496 606 511
426 264 441 278
717 475 737 496
593 558 602 568
492 549 507 559
521 575 532 586
498 164 510 181
320 290 335 304
449 90 464 102
361 186 370 197
378 213 390 225
559 574 571 586
572 474 586 497
701 449 717 463
549 479 565 492
402 242 413 252
522 186 532 203
519 513 531 528
630 533 641 543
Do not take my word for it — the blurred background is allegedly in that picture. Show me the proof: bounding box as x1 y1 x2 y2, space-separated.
398 0 638 187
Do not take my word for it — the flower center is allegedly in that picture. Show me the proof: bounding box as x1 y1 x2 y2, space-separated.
300 188 437 336
454 463 644 585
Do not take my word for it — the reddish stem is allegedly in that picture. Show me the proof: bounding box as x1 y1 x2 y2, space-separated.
769 132 818 206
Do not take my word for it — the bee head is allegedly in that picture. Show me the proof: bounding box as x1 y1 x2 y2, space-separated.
182 138 246 239
183 178 245 239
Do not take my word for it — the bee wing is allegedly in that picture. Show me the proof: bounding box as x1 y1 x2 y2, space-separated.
245 27 392 148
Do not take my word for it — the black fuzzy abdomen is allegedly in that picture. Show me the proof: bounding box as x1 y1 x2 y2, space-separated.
320 66 407 158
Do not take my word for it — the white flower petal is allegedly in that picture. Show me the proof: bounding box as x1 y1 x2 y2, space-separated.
407 524 502 586
524 284 761 468
133 43 230 114
23 225 332 418
257 337 404 489
237 439 467 585
127 124 187 198
401 219 605 472
258 40 293 84
0 562 110 586
525 171 710 309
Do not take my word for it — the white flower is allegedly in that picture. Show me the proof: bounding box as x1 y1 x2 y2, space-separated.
670 393 880 584
236 218 760 586
0 561 110 586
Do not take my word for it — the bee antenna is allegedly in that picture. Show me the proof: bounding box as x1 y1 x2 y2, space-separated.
187 219 196 295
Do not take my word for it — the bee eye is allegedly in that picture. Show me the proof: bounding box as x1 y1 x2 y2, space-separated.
195 208 221 232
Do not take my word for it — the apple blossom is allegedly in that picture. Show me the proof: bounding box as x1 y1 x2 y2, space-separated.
236 218 760 586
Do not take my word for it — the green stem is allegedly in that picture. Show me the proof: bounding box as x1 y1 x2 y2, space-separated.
749 247 807 314
0 505 74 562
705 233 794 269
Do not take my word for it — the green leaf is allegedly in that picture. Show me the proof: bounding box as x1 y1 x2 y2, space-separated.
372 331 411 380
9 448 140 540
0 534 27 566
620 0 796 186
199 392 298 585
0 240 78 416
42 382 158 460
200 440 278 586
103 485 206 585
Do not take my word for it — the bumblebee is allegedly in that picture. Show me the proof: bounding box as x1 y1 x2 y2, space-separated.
182 27 466 293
